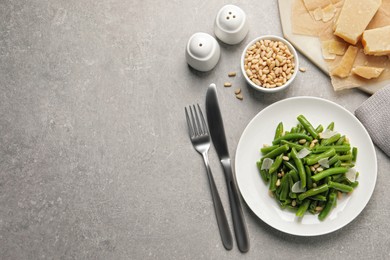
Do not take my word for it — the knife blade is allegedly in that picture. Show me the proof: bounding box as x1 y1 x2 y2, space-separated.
205 83 250 253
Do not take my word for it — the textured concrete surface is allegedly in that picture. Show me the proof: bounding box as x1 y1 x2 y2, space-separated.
1 0 389 259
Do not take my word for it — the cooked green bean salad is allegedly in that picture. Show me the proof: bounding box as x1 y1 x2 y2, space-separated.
257 115 359 220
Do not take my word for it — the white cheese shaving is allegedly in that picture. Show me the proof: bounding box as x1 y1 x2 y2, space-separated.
292 181 307 193
320 129 338 139
298 148 311 159
318 157 330 168
345 168 357 182
261 158 274 170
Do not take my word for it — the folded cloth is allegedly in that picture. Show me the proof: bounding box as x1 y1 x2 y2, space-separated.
355 85 390 157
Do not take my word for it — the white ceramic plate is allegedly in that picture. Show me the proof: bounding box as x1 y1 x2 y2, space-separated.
235 97 377 236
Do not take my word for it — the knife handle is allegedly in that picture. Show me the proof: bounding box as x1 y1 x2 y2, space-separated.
221 159 250 253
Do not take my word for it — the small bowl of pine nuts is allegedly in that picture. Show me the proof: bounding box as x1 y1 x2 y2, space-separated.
241 35 299 93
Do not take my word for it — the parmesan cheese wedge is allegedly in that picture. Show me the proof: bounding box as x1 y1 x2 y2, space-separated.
322 4 336 22
331 46 359 78
322 39 347 55
303 0 333 11
352 66 384 79
313 7 323 21
362 25 390 56
334 0 382 45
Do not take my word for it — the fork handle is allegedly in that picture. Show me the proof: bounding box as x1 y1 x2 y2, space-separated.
202 153 233 250
221 158 250 253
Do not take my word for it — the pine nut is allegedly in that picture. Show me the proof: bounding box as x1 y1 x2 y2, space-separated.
298 139 307 144
224 82 232 87
228 72 236 77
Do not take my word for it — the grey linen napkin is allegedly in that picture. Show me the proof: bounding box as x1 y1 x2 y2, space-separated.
355 85 390 157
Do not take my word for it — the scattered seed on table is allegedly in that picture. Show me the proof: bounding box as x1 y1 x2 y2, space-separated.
224 82 232 87
228 72 236 77
234 88 241 95
299 67 307 72
235 93 243 100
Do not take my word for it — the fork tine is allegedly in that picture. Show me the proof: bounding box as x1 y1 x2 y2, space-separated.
197 104 209 135
189 105 199 136
185 107 194 137
193 104 203 135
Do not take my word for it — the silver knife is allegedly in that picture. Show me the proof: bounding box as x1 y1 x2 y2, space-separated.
205 83 250 253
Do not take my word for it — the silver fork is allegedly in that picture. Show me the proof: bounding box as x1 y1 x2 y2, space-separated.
185 104 233 250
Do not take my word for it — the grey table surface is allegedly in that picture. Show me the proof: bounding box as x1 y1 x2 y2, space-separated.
1 0 389 259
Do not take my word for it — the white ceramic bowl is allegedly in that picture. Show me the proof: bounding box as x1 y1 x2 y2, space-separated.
241 35 299 93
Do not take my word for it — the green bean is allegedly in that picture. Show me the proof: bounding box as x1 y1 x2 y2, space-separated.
290 126 298 133
340 162 355 168
262 144 289 159
287 174 297 199
305 165 313 189
260 145 279 154
297 115 319 139
283 161 297 173
291 148 306 188
311 167 348 182
272 133 313 145
328 154 339 166
256 161 269 182
338 154 353 161
269 172 278 191
296 199 311 217
308 195 327 201
298 184 328 201
326 122 334 130
309 200 318 214
352 147 358 162
280 199 291 209
269 154 284 174
321 133 341 146
289 169 299 183
279 175 290 201
336 135 346 145
328 181 353 193
315 124 324 133
280 140 305 151
274 122 284 139
350 181 359 188
312 145 351 153
334 160 342 167
318 192 337 221
306 148 336 165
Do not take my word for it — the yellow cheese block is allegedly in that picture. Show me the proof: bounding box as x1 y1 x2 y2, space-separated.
323 39 347 55
303 0 332 11
352 66 384 79
322 4 336 22
331 46 359 78
334 0 382 45
362 25 390 56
